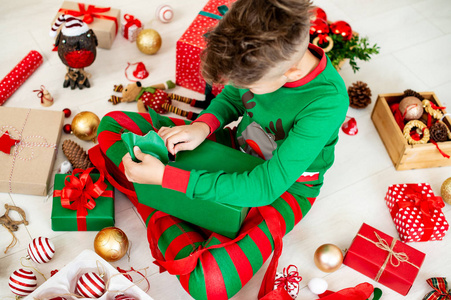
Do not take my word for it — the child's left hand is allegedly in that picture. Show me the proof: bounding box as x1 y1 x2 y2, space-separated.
122 146 165 185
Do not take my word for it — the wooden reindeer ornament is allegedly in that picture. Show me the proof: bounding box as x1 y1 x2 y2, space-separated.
108 80 213 121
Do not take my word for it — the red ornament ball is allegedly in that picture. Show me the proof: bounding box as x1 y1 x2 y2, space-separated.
115 294 136 300
310 18 329 36
27 236 55 263
63 108 71 118
76 272 105 298
63 124 72 134
9 269 37 296
310 7 327 22
330 21 353 41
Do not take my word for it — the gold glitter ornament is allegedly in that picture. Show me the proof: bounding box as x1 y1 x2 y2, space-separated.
71 111 100 142
136 29 162 55
441 177 451 205
313 244 343 273
94 227 129 262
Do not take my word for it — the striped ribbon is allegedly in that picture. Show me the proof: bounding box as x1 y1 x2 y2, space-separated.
423 278 451 300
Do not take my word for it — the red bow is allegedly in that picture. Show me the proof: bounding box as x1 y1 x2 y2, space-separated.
274 265 302 295
53 168 113 230
392 185 445 241
59 3 118 34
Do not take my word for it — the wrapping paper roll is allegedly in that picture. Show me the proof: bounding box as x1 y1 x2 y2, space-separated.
0 50 43 105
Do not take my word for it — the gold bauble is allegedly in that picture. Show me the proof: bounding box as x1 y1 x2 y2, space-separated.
313 244 343 273
441 177 451 205
136 29 162 55
94 227 129 262
71 111 100 142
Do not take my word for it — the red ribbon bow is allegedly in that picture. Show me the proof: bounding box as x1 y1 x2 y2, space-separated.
123 14 142 40
424 277 451 300
53 168 113 231
33 85 46 104
392 185 445 241
59 3 118 34
274 265 302 295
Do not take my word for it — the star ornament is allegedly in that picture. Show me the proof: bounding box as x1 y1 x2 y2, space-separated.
0 131 20 154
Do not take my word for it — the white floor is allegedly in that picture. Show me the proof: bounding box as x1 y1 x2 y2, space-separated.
1 0 451 299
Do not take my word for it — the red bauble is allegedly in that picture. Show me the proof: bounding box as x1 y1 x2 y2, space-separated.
63 124 72 134
310 18 329 36
63 108 71 118
310 7 327 22
330 21 353 41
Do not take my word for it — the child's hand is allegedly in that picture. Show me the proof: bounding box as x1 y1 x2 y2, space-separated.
158 122 210 155
122 146 165 185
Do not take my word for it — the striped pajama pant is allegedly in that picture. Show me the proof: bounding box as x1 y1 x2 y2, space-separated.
93 110 315 300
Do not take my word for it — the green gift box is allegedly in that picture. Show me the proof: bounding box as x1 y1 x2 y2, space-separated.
52 169 115 231
133 139 264 238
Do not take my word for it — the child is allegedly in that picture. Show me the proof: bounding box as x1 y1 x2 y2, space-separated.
95 0 348 298
122 0 348 208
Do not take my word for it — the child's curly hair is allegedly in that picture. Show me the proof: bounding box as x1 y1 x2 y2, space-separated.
201 0 313 86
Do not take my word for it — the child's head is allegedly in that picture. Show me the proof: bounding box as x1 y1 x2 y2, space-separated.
201 0 313 94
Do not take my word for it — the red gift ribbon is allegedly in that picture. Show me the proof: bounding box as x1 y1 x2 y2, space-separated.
58 3 118 34
53 167 113 231
274 265 302 296
123 14 142 39
391 185 445 241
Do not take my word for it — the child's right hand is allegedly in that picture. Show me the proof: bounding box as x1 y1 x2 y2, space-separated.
158 122 210 155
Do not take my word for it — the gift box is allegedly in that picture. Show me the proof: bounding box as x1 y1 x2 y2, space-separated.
175 0 234 96
385 183 449 242
133 139 264 238
52 168 115 231
120 14 143 42
343 223 426 295
0 107 63 195
371 92 451 170
23 249 153 300
52 1 120 49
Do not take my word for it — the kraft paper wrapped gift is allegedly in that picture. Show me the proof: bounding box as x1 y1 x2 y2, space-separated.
175 0 235 96
0 107 63 195
52 1 120 49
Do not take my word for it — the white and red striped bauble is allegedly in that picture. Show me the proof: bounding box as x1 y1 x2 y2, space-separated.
49 297 67 300
156 4 174 23
27 237 55 263
76 272 105 298
8 268 38 296
114 294 136 300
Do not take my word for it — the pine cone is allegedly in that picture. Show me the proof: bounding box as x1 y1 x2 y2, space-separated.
403 89 424 100
62 140 94 170
348 81 372 109
430 122 449 142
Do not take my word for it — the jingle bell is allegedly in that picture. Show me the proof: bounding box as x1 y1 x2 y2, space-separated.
132 62 149 79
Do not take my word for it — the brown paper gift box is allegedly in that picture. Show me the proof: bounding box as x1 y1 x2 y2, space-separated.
52 1 120 49
0 107 64 196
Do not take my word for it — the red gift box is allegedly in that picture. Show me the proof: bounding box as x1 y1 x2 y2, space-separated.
343 223 425 296
175 0 234 96
385 183 449 242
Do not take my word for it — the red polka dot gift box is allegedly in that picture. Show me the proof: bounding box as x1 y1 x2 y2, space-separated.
385 183 449 242
176 0 234 96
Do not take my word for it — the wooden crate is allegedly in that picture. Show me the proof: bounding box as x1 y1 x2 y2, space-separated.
371 92 451 170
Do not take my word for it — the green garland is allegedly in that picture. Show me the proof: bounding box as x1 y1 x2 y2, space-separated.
326 34 380 73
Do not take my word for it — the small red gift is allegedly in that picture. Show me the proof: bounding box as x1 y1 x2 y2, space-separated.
385 183 449 242
175 0 234 96
120 14 143 42
343 223 426 296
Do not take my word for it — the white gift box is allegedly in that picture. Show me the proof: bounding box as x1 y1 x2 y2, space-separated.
24 249 153 300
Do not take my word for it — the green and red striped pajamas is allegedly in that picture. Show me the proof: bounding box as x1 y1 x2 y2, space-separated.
92 110 315 299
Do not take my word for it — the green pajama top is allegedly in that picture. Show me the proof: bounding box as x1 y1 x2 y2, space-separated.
162 44 349 207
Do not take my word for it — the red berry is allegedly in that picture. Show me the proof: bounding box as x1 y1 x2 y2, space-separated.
63 124 72 134
50 269 59 277
63 108 71 118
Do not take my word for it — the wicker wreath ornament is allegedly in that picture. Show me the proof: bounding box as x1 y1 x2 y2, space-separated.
403 120 430 145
